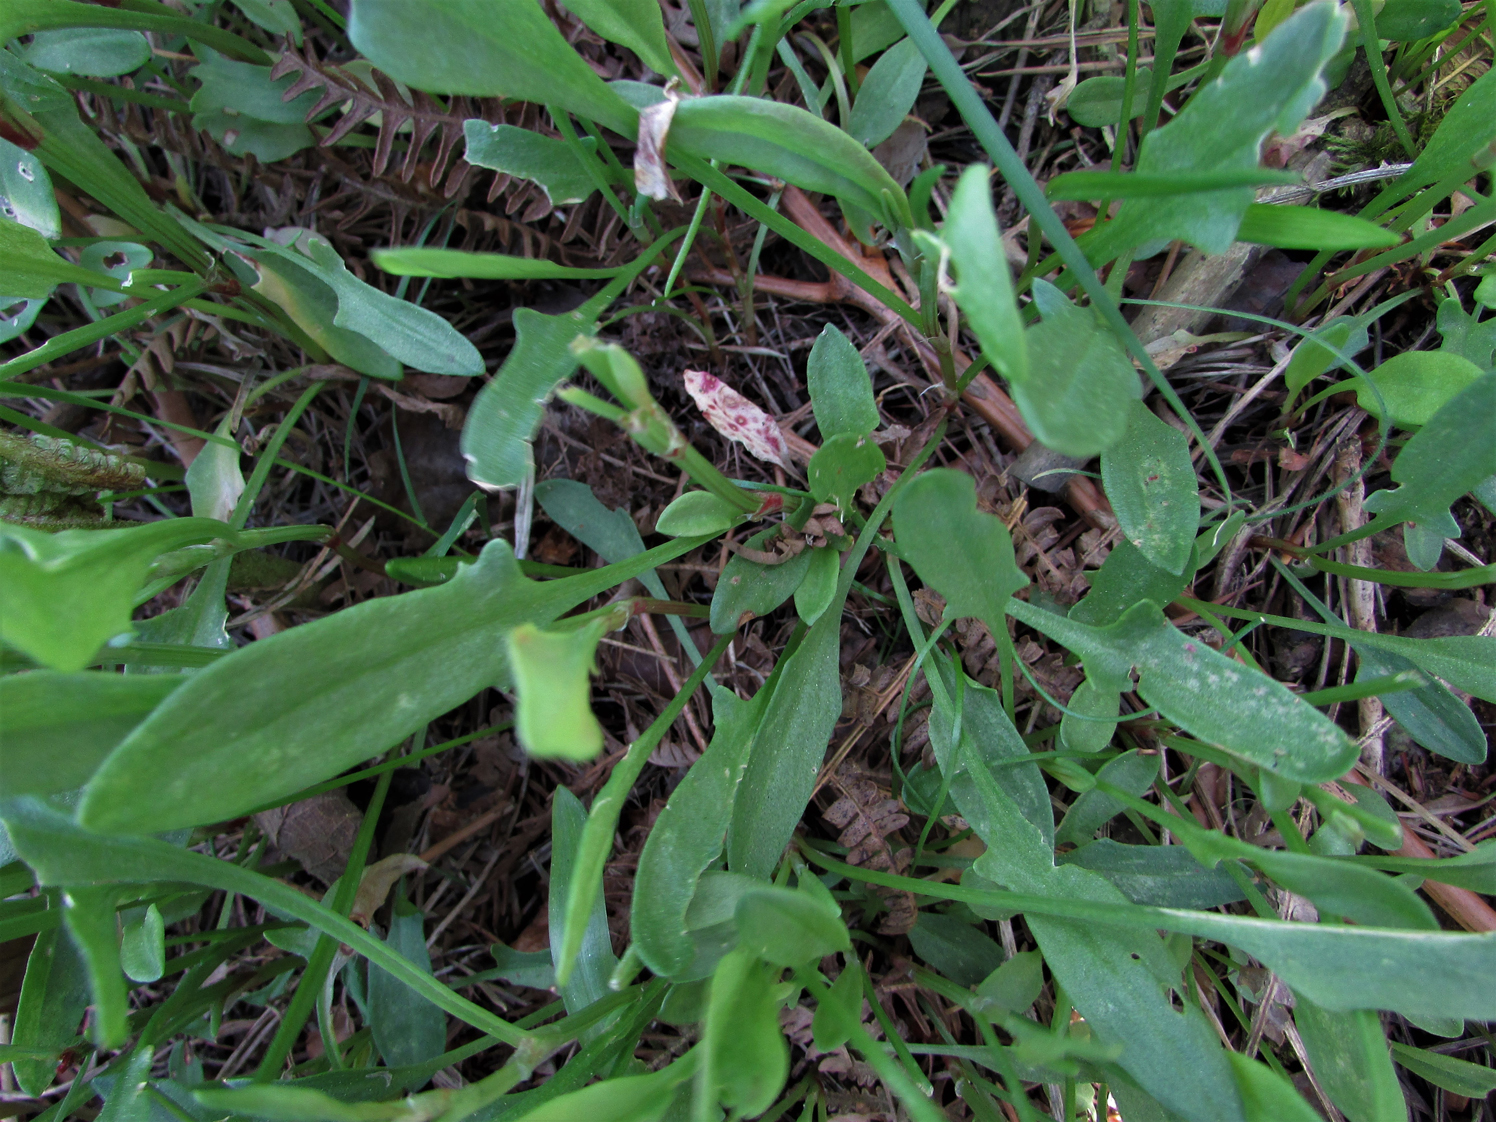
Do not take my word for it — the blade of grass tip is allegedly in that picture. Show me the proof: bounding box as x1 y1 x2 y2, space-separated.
796 968 942 1120
551 106 637 233
253 764 394 1079
886 0 1234 509
343 375 370 483
554 631 736 985
0 279 210 381
426 491 481 558
390 408 429 530
229 382 322 532
688 0 721 88
1349 0 1418 157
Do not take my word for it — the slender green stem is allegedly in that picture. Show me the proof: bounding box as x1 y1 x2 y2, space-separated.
253 767 392 1078
797 969 944 1122
663 186 716 300
555 632 735 984
230 383 321 531
1350 0 1417 157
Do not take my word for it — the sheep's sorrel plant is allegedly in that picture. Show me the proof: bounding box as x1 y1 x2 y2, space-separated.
1 0 1494 1119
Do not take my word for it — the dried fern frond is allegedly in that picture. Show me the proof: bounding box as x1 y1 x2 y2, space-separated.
269 42 493 199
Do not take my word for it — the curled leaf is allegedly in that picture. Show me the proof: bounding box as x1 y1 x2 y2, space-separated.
683 369 790 469
352 854 428 926
634 92 682 202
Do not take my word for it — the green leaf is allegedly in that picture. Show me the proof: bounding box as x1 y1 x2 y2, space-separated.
1358 841 1496 894
11 923 90 1095
186 414 245 522
1064 70 1154 127
1 0 269 65
1285 317 1368 407
1391 1042 1496 1098
1007 598 1357 782
1017 281 1139 457
812 959 862 1051
735 884 850 967
941 165 1027 386
193 1083 407 1122
488 943 556 990
807 324 879 439
1393 69 1496 198
0 517 233 672
79 240 151 308
533 476 697 655
1240 847 1435 929
508 619 609 760
230 0 303 45
0 52 210 271
509 1061 690 1122
288 232 484 377
3 799 529 1047
62 886 129 1047
1059 841 1245 908
188 47 319 161
907 911 1005 987
463 307 593 489
346 0 638 136
1227 1053 1322 1122
461 120 597 207
0 672 183 798
710 530 814 634
1047 167 1299 199
701 948 789 1117
1101 399 1199 575
728 617 843 877
550 789 619 1017
926 661 1054 849
1294 999 1406 1122
668 95 911 229
655 490 742 536
633 685 767 978
848 37 926 148
0 216 120 299
1375 0 1461 39
794 546 839 627
374 245 624 281
1435 295 1496 369
562 0 679 79
1235 203 1400 250
808 433 886 507
368 897 447 1069
973 950 1044 1015
0 136 59 239
21 27 150 76
118 902 164 983
892 468 1029 637
1054 750 1161 845
78 537 707 833
1058 677 1120 754
245 250 402 379
1086 2 1346 258
1070 538 1196 627
1356 350 1485 428
1357 645 1485 765
1354 375 1496 551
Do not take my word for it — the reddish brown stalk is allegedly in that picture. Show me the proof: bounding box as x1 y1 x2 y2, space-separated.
695 187 1115 528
